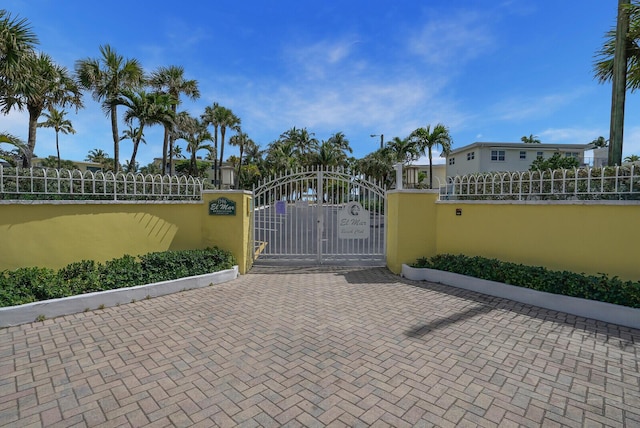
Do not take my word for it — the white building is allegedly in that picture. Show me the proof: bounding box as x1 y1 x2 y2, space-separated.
444 142 597 177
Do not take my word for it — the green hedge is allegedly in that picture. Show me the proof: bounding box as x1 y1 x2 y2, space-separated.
412 254 640 309
0 247 236 308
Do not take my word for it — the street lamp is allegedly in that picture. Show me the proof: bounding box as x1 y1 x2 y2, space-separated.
370 134 384 149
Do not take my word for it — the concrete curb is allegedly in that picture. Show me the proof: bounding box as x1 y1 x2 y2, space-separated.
0 266 239 328
401 264 640 330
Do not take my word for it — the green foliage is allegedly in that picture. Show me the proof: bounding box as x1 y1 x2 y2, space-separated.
0 247 236 307
99 255 145 290
412 254 640 308
174 159 209 178
529 152 579 171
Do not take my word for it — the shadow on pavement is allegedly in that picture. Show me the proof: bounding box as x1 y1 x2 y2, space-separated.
250 264 639 350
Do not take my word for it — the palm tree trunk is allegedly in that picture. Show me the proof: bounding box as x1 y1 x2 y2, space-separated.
110 107 120 173
219 127 226 186
162 126 170 175
128 126 145 172
129 140 140 172
609 0 630 166
428 148 433 189
56 132 61 169
213 127 219 188
25 106 40 168
237 144 244 188
190 149 197 176
169 135 175 176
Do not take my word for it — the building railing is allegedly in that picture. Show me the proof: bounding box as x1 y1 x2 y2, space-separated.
0 166 203 201
439 165 640 201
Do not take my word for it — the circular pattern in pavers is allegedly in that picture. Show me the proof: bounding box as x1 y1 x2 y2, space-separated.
1 267 638 427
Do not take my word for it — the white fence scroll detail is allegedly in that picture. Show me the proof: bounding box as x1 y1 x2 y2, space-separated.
439 165 639 201
0 166 203 201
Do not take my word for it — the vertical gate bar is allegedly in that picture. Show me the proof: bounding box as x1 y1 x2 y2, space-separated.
287 177 292 257
317 170 323 263
308 170 312 258
294 173 298 257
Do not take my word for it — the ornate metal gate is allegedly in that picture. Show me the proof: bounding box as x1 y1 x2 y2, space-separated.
253 167 386 265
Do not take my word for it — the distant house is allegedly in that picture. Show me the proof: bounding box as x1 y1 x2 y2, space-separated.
444 142 598 177
407 164 447 188
31 158 102 172
152 158 236 188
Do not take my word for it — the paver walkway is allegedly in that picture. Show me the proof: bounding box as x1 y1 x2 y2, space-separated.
1 266 639 427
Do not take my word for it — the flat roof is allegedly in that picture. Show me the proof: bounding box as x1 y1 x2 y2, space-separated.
447 142 595 156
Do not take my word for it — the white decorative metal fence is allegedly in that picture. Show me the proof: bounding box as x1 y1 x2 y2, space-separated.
253 167 386 265
440 165 640 201
0 166 203 201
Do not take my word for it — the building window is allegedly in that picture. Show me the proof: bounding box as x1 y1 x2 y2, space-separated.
467 151 475 160
519 151 526 160
565 152 579 158
448 157 455 165
491 150 505 161
536 151 544 158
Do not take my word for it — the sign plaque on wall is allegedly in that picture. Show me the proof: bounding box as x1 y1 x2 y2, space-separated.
209 197 236 216
338 202 370 239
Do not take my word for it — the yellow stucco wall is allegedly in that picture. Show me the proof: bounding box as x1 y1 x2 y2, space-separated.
435 201 640 281
0 202 202 271
201 191 253 274
386 190 640 281
386 190 439 274
0 191 254 274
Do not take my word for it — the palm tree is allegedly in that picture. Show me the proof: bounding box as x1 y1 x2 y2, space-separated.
594 2 640 91
179 117 213 177
624 154 640 162
279 127 319 167
356 147 395 186
521 134 541 144
591 136 609 148
0 132 29 166
171 144 185 159
410 124 453 189
148 65 200 175
6 52 83 167
386 136 419 165
228 130 254 188
85 148 109 163
313 141 341 168
116 89 175 172
120 124 145 171
216 107 240 185
85 148 112 171
243 140 262 165
264 138 299 174
37 107 76 169
201 103 221 185
0 9 38 110
76 45 144 172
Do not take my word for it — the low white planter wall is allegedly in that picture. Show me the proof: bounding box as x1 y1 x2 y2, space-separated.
401 264 640 330
0 266 239 328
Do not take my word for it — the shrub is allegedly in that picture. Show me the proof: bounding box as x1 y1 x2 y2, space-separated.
99 255 146 290
412 254 640 308
0 247 236 308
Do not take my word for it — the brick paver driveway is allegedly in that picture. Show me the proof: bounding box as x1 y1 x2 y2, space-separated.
1 267 639 427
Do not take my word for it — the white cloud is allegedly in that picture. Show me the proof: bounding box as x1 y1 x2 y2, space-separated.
493 88 589 122
622 126 640 157
408 10 494 67
538 127 605 145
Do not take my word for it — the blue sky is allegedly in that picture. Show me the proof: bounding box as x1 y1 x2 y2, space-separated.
2 0 639 167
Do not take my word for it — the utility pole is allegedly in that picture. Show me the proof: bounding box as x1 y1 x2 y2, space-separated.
370 134 384 149
609 0 630 166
